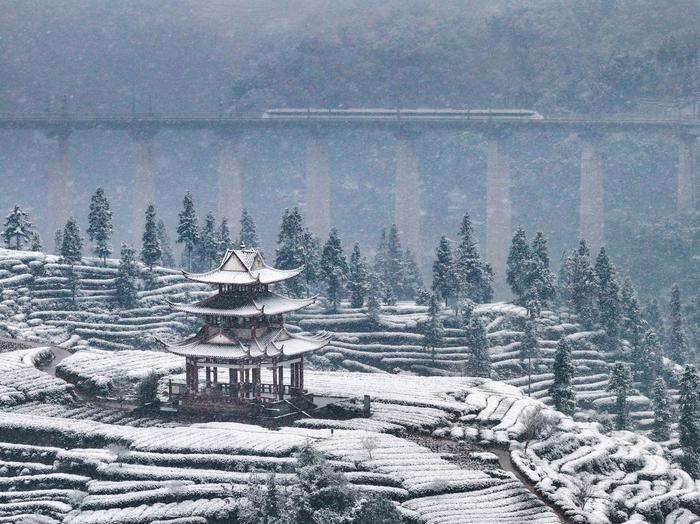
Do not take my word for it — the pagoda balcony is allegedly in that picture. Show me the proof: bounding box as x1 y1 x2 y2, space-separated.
168 379 303 404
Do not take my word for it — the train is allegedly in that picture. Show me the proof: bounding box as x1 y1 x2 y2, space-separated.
262 108 544 119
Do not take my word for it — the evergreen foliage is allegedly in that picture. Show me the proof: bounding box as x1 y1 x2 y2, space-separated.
156 220 176 268
348 243 369 308
402 248 425 299
607 362 633 430
549 339 576 416
454 212 493 303
86 187 113 265
140 204 161 270
432 236 456 306
519 320 540 397
320 228 348 312
644 298 666 342
594 248 622 344
29 231 42 252
365 271 382 327
176 191 199 271
679 365 700 475
276 207 307 297
637 330 662 394
465 315 490 378
301 229 321 296
620 278 643 350
65 265 80 307
216 218 232 260
115 243 139 309
196 212 219 270
60 218 83 265
385 224 405 299
53 229 63 256
239 208 260 249
423 294 444 361
561 240 597 328
3 205 33 250
651 378 673 441
136 370 160 405
668 284 690 364
507 228 532 299
507 228 554 315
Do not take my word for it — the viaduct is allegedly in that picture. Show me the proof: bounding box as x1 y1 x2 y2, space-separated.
0 109 698 280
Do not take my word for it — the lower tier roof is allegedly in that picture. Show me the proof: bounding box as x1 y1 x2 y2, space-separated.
168 291 316 318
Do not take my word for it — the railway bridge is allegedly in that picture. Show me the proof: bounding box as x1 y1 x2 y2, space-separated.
1 108 698 280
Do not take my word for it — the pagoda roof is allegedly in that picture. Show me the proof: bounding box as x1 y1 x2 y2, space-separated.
160 326 330 361
168 291 316 318
182 248 303 285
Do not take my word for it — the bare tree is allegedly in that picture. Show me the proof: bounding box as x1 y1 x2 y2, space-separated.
572 474 597 510
520 407 557 450
361 436 378 460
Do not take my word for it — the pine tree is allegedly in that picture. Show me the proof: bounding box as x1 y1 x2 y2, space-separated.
275 207 306 297
549 339 576 416
620 278 643 350
239 208 260 249
156 220 175 268
60 218 83 265
531 231 550 268
365 271 382 326
607 363 633 430
196 212 218 270
594 247 621 345
637 330 662 394
373 228 389 284
423 294 444 361
651 378 672 441
264 472 280 520
644 298 666 342
432 236 456 306
301 229 321 296
401 249 425 300
215 218 232 260
565 240 597 328
176 192 199 271
29 232 42 252
466 316 491 378
53 229 63 256
530 232 555 304
140 204 161 270
65 265 80 307
668 284 690 364
320 228 348 312
348 243 369 308
507 228 532 300
3 205 33 250
520 320 540 397
86 187 113 265
385 224 405 299
115 243 139 309
454 212 493 303
679 365 700 475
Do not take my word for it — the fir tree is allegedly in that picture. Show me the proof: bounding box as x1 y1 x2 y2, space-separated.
53 229 63 256
365 271 382 326
530 232 555 304
301 229 321 296
65 265 80 307
115 243 139 309
651 378 673 441
29 232 42 252
644 298 666 342
423 294 444 361
454 212 493 303
432 236 456 306
620 278 643 350
215 218 232 260
373 228 388 284
196 212 218 270
320 228 348 312
679 365 700 475
348 243 369 308
531 231 550 268
507 228 532 300
385 224 405 299
594 247 621 345
466 315 491 378
3 205 33 250
520 320 540 397
156 220 175 268
264 472 280 520
565 240 597 328
60 218 83 265
549 339 576 416
402 248 425 300
86 187 113 265
176 191 198 271
239 208 260 249
140 204 161 270
668 284 690 364
637 330 663 394
607 363 633 430
275 207 306 297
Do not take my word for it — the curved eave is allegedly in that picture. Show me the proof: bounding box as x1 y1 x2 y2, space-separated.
181 265 304 285
167 294 317 318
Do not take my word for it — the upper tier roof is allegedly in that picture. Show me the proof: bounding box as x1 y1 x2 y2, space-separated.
169 290 316 318
183 248 303 285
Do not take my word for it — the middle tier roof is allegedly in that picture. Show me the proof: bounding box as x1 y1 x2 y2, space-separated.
169 290 316 318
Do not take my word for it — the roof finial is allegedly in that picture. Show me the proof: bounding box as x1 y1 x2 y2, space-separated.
240 240 246 249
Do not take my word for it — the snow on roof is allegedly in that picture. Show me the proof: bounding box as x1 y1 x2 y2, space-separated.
161 326 330 361
182 248 303 285
169 291 316 318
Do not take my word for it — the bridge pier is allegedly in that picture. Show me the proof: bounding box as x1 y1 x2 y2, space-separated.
677 132 697 213
579 132 605 252
216 131 243 225
129 127 158 245
394 129 422 253
304 129 331 239
45 128 73 238
484 129 512 288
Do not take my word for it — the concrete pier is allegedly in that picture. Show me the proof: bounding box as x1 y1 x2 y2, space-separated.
129 127 157 244
485 130 512 284
45 129 73 238
394 129 422 253
677 133 697 213
305 130 332 239
579 133 605 251
217 132 243 225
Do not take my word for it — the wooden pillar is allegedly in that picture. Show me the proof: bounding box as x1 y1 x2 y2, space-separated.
239 364 245 400
272 364 278 393
244 369 250 384
205 366 211 387
278 366 284 400
579 132 605 253
212 367 218 385
678 132 697 212
254 365 261 400
394 128 422 253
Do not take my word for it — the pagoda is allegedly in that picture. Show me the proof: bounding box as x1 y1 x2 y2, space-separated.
161 246 329 411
